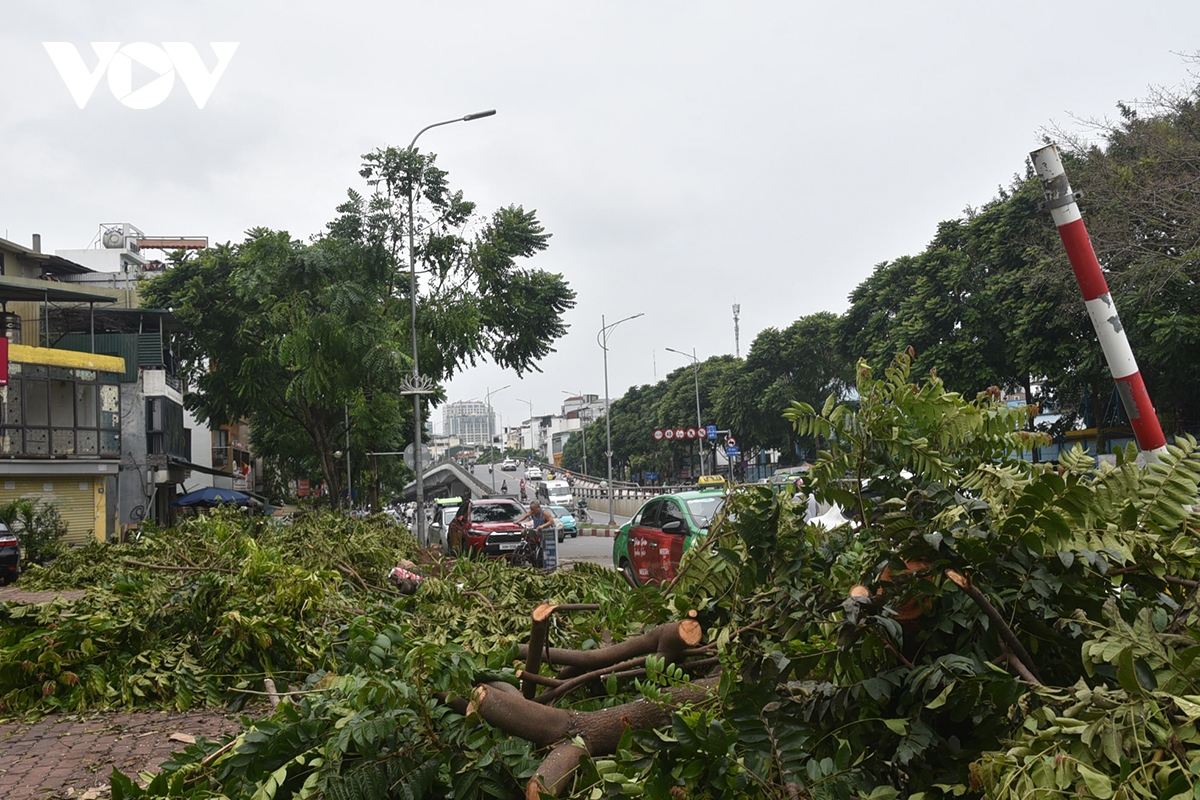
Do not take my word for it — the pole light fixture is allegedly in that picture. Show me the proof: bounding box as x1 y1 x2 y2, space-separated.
404 109 496 547
597 312 644 526
485 384 511 491
516 397 536 459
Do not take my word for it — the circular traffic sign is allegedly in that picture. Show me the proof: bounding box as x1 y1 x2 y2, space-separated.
653 429 664 441
686 428 697 439
727 436 737 447
664 428 675 439
675 428 686 439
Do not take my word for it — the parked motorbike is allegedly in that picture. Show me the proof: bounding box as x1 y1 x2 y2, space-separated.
510 524 544 569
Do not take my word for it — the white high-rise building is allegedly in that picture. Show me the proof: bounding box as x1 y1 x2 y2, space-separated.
442 400 495 446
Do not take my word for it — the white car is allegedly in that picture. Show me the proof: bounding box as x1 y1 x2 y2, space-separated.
501 458 519 471
525 466 543 481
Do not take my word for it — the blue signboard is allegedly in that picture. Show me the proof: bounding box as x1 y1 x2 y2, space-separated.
644 471 659 481
706 425 717 439
726 446 740 458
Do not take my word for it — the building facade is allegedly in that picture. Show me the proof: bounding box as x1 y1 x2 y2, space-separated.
0 235 127 544
442 400 495 446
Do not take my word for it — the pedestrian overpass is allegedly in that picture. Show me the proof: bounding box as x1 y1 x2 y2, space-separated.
401 459 494 501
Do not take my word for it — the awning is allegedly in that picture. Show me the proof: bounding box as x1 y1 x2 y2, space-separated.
0 274 119 304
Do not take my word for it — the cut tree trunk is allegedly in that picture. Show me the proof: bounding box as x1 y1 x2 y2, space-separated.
470 615 712 798
471 677 720 798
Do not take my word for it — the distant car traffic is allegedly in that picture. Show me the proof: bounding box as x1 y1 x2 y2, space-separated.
525 466 543 481
0 522 20 584
613 489 726 586
447 497 527 558
546 505 578 540
501 458 519 471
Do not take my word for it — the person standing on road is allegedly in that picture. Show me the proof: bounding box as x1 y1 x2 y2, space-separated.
517 500 555 537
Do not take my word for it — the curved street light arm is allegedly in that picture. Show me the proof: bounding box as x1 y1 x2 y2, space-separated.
405 108 496 547
598 312 644 525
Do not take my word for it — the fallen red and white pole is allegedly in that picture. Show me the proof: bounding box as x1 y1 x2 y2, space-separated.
1029 144 1167 461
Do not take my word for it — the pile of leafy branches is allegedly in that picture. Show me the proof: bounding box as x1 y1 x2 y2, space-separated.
0 509 646 797
7 353 1200 800
585 352 1200 799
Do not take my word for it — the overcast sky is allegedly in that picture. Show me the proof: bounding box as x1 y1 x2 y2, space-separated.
3 2 1198 435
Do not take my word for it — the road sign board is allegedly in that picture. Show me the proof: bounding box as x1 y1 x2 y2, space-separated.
402 443 433 470
664 428 675 439
653 429 664 441
726 446 740 458
707 425 717 439
726 436 737 447
675 428 686 439
686 428 697 439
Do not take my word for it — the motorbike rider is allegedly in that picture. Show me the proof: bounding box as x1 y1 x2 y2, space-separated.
501 479 509 494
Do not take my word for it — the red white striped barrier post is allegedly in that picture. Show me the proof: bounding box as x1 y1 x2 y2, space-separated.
1029 144 1167 461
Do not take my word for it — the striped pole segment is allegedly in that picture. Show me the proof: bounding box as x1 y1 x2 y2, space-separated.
1029 144 1167 461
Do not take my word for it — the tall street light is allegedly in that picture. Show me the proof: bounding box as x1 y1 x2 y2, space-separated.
485 384 511 491
516 397 536 459
665 347 704 477
402 108 496 547
562 390 588 476
597 313 644 525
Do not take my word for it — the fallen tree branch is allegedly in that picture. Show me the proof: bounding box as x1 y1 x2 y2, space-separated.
528 742 587 800
535 655 649 705
517 670 563 689
518 619 702 681
122 559 236 574
944 569 1042 685
470 676 720 797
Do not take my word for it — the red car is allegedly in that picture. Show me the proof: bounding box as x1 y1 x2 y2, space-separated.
446 498 527 558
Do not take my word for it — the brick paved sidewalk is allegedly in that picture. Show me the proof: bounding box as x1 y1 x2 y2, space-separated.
0 710 242 799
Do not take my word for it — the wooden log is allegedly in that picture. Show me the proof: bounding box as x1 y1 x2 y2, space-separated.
523 603 557 699
527 742 587 800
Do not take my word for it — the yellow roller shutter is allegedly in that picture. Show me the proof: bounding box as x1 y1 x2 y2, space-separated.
0 476 102 546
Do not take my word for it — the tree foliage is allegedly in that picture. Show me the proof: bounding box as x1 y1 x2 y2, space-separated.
142 148 575 503
577 76 1200 481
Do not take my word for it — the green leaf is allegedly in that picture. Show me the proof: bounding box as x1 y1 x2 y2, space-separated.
926 683 954 709
883 718 909 735
1075 762 1114 799
1116 647 1142 695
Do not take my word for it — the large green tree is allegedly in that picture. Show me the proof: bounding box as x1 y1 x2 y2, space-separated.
143 148 575 504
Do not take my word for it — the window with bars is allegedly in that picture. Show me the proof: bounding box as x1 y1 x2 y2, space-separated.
0 362 121 457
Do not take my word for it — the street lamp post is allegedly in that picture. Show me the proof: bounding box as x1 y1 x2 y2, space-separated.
485 385 511 492
516 397 536 459
403 108 496 547
597 313 644 525
665 347 704 477
561 390 588 476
